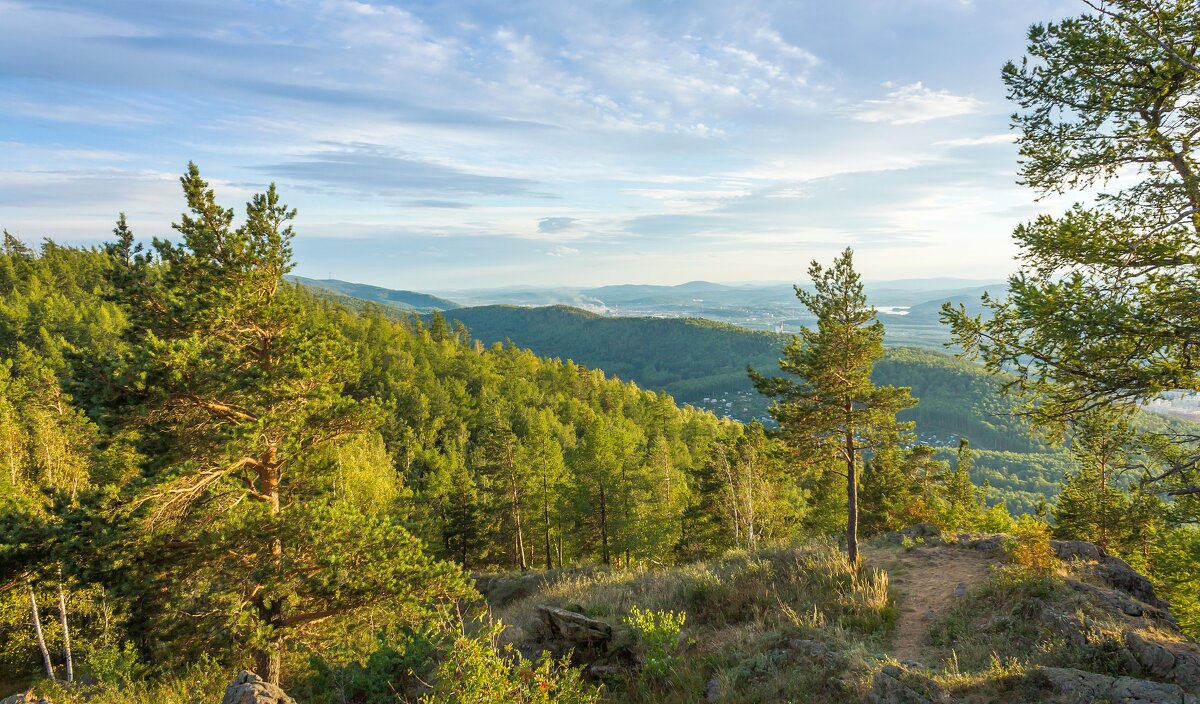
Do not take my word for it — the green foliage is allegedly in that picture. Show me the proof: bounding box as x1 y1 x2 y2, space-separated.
1004 516 1057 579
1151 527 1200 634
419 622 600 704
944 0 1200 498
750 248 915 562
624 605 686 679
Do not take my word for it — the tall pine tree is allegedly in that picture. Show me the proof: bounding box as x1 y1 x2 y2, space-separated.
751 248 914 564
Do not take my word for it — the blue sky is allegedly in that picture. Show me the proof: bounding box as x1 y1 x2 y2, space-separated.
0 0 1082 290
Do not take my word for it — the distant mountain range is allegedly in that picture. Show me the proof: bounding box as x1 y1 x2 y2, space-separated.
432 277 1006 313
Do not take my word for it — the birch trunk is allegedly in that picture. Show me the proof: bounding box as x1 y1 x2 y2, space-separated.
27 576 55 680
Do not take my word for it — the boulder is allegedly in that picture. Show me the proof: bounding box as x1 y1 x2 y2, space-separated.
1034 666 1200 703
1067 579 1177 626
959 534 1005 554
1096 555 1170 610
221 670 296 704
883 523 945 546
867 665 953 704
0 693 51 704
536 605 613 653
1051 539 1106 562
1125 630 1200 691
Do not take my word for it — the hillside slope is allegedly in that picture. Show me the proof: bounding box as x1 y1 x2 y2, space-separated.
289 276 459 312
432 305 1092 513
483 530 1200 704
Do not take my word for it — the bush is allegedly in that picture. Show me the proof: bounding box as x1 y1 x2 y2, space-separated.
420 623 599 704
1004 516 1056 577
625 605 687 679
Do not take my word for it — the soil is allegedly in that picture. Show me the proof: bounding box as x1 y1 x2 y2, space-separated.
864 544 994 663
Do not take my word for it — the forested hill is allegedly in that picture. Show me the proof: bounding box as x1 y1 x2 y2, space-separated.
438 304 783 402
419 303 1080 514
288 275 460 312
431 305 1026 444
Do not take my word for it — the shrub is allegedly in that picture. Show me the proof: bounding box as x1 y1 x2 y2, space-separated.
625 605 687 680
420 623 600 704
1004 516 1056 577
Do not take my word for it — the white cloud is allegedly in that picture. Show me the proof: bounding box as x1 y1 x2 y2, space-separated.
547 244 580 256
936 133 1016 147
852 82 981 125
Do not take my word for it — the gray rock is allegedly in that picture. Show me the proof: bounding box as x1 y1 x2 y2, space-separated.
868 666 954 704
1036 666 1199 703
882 523 945 546
1051 539 1106 562
1065 579 1177 624
1126 630 1178 679
536 605 613 652
952 582 967 598
868 670 935 704
221 670 297 704
1097 555 1170 610
706 676 721 703
0 693 51 704
959 534 1005 553
787 638 830 659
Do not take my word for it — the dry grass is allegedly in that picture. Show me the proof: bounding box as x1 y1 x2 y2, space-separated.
489 539 897 703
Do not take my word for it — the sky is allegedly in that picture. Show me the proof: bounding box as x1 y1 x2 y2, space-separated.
0 0 1085 291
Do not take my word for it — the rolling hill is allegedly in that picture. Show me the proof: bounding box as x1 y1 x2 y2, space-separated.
288 276 459 312
431 304 1074 513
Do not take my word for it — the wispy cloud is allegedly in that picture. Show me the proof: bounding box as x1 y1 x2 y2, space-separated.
0 0 1074 287
852 82 981 125
936 133 1017 147
538 217 578 233
254 145 541 197
547 244 580 256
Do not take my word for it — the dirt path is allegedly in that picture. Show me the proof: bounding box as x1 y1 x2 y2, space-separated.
863 545 994 663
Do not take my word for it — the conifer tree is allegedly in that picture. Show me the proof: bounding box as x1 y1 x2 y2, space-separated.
751 248 914 564
944 0 1200 496
518 411 567 569
1053 410 1137 552
118 165 469 683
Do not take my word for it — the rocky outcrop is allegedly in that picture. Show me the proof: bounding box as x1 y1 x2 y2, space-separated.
1067 579 1175 624
0 693 51 704
1094 555 1170 611
221 670 296 704
1051 539 1106 562
1033 666 1200 703
868 665 956 704
881 523 945 546
959 534 1005 553
536 605 613 653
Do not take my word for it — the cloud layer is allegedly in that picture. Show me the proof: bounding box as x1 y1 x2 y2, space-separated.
0 0 1081 289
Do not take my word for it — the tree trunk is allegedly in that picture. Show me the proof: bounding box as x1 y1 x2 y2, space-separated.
543 459 553 569
599 481 610 566
1098 458 1108 551
846 430 860 567
253 442 285 685
512 482 527 570
255 636 283 685
721 455 740 548
27 577 55 680
56 567 73 683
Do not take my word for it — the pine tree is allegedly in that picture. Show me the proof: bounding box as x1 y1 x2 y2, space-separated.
1053 410 1138 552
944 0 1200 496
117 165 469 683
750 248 915 564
